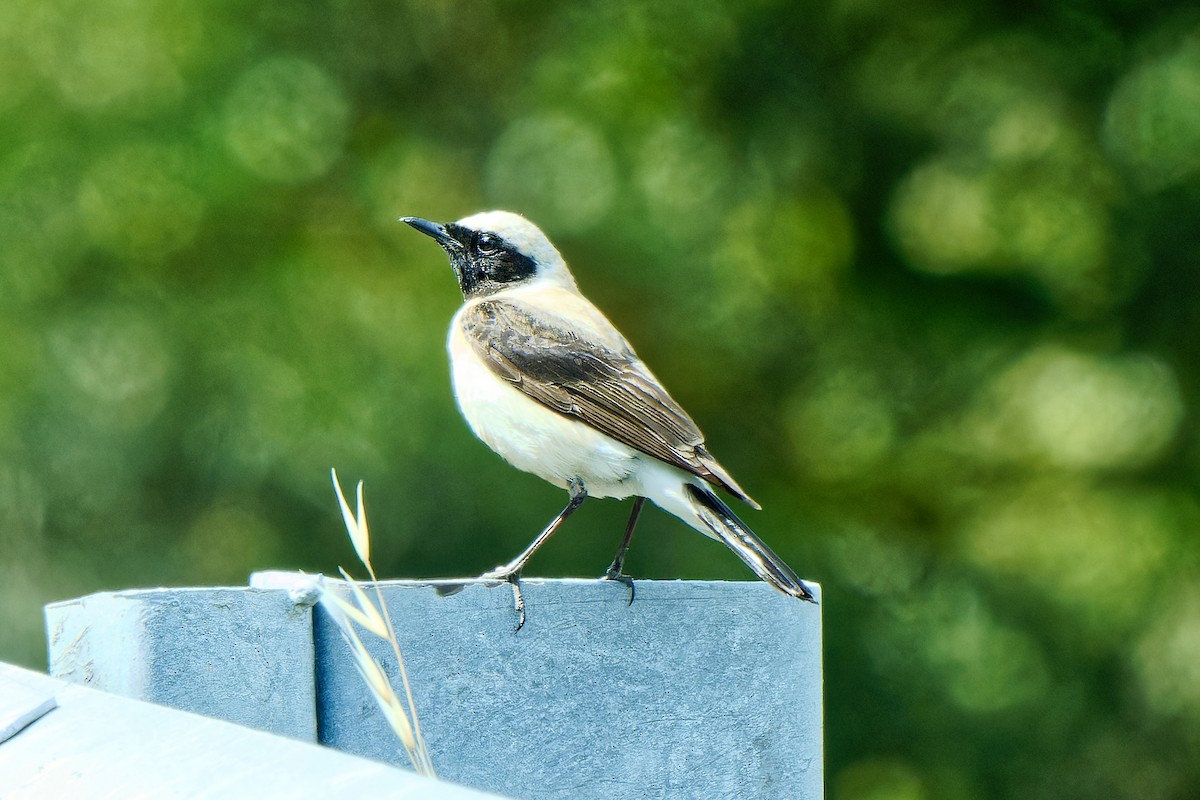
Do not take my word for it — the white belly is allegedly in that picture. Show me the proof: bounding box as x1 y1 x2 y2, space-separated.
447 323 642 499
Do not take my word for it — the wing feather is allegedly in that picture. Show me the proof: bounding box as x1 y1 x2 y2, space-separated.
460 299 759 507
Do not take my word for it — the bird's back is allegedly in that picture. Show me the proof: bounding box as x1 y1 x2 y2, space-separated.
452 283 760 507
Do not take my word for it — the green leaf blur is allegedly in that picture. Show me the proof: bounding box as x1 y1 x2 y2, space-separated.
3 0 1199 796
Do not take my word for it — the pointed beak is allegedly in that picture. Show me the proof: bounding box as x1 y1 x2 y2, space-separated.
400 216 460 249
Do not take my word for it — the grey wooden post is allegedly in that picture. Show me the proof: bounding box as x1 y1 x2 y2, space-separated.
45 575 822 799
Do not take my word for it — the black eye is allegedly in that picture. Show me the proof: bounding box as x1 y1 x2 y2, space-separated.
475 233 501 255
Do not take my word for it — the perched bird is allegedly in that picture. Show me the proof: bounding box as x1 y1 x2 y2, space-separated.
403 210 815 627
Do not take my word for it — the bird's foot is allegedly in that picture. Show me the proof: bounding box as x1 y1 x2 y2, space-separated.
600 564 636 606
479 566 527 631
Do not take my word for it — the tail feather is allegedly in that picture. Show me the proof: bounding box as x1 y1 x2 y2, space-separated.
685 484 816 603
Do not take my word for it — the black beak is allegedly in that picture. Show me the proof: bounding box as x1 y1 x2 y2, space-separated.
400 216 461 250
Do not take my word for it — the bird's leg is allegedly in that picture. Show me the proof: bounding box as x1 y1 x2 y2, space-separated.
480 478 587 630
601 496 645 605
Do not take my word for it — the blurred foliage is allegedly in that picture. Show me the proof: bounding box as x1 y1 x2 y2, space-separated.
2 0 1199 797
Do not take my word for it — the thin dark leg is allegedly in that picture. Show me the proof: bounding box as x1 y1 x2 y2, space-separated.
480 478 587 630
601 496 645 605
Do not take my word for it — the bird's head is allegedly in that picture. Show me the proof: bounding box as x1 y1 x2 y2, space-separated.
401 211 577 299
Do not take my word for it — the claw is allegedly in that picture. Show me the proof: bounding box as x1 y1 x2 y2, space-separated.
474 479 587 633
601 567 636 606
510 579 526 631
480 567 527 632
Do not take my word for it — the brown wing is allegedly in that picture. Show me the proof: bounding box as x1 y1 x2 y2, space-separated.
459 298 759 508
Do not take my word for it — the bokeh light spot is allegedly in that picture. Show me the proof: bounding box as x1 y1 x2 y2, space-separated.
222 57 350 183
969 345 1183 470
717 191 855 294
183 500 280 584
869 578 1050 714
890 154 1116 313
0 153 82 306
637 120 731 241
963 479 1180 632
48 307 173 431
787 370 896 480
889 160 999 274
985 100 1066 161
835 758 928 800
922 585 1049 714
23 0 194 109
828 526 923 598
1136 583 1200 725
1003 188 1110 310
484 113 616 233
78 143 204 261
1104 35 1200 189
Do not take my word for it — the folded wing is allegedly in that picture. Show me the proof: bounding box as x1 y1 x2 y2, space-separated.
460 298 760 508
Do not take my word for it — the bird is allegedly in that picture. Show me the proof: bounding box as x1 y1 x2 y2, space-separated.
402 210 815 627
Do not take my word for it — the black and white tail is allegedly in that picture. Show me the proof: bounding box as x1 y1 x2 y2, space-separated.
685 484 816 603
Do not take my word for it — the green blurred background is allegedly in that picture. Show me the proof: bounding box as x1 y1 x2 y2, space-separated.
3 0 1200 796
